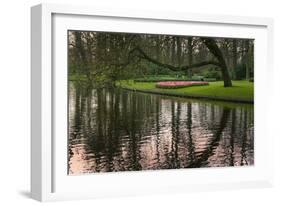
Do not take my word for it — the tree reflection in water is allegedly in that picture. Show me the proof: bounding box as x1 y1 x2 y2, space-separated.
68 82 254 175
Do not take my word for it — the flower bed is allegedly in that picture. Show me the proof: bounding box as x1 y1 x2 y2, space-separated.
156 81 209 89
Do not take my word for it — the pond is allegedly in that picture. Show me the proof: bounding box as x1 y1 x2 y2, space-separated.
68 82 254 175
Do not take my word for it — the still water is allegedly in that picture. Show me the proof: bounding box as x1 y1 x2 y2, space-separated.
68 82 254 175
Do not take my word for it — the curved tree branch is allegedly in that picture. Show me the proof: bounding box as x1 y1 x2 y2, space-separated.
133 47 222 72
106 38 232 87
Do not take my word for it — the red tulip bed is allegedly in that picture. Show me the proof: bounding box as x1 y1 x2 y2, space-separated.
156 81 209 89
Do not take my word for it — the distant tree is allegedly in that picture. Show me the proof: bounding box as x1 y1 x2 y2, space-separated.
176 36 182 66
232 39 237 80
187 37 193 78
244 40 251 80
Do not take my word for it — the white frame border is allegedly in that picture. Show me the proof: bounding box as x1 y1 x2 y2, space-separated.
31 3 274 202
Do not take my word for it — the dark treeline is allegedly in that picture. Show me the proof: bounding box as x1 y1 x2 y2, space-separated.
68 31 254 87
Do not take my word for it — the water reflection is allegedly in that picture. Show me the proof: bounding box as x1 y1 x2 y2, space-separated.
68 82 254 175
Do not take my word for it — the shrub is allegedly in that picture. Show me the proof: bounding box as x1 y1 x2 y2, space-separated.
203 78 217 82
203 69 221 80
134 75 192 82
191 76 205 81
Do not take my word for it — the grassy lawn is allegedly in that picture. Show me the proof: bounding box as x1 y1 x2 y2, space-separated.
118 80 254 102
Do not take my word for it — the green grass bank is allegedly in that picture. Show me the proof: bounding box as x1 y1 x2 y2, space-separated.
117 80 254 104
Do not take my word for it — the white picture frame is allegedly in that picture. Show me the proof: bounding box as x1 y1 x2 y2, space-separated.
31 3 274 202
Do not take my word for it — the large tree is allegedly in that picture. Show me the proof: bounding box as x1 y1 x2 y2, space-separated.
131 38 232 87
69 32 245 87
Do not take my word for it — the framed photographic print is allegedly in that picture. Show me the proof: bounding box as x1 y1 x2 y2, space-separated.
31 3 274 201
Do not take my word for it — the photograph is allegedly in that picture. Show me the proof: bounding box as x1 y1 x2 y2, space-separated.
67 31 254 175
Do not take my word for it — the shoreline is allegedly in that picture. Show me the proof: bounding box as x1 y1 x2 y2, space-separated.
119 86 254 104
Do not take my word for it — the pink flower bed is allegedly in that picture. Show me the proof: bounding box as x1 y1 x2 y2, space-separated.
156 81 209 89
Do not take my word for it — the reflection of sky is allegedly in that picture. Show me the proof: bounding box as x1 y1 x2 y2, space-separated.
68 84 254 175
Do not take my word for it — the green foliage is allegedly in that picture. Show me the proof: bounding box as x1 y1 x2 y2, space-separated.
235 63 246 80
234 63 254 80
69 64 78 74
203 78 217 82
69 74 87 81
134 75 191 82
205 70 221 80
198 67 221 80
191 75 205 81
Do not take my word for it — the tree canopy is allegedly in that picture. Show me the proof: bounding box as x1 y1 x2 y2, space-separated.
68 31 254 87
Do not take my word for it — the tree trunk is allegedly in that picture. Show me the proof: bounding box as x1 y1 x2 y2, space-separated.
187 37 193 78
250 43 254 78
223 39 230 72
171 37 176 65
245 40 250 80
156 36 160 61
74 32 91 81
202 38 232 87
176 36 182 66
232 39 237 80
